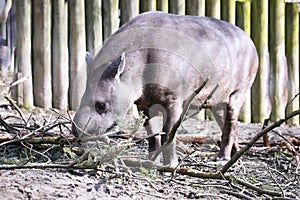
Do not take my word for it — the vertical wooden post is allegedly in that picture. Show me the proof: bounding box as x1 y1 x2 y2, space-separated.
0 0 12 77
157 0 168 12
102 0 119 41
15 0 33 108
52 0 69 110
286 3 299 124
269 0 288 121
15 72 23 105
0 0 12 28
251 0 271 122
237 0 251 123
0 40 9 77
205 0 220 19
7 0 15 75
85 0 102 54
69 0 86 110
221 0 235 24
203 0 220 120
141 0 156 12
186 0 205 16
33 0 52 109
185 0 205 120
120 0 139 26
169 0 185 15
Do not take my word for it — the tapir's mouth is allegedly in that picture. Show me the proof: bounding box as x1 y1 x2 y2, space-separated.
105 121 117 132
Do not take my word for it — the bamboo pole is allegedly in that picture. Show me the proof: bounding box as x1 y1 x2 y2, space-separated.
69 0 87 110
52 0 69 110
251 0 271 123
221 0 235 24
120 0 139 26
186 0 205 16
205 0 220 19
285 3 299 125
237 0 251 123
140 0 156 12
33 0 52 109
169 0 185 15
269 0 288 121
157 0 168 12
85 0 102 54
15 0 33 108
102 0 119 41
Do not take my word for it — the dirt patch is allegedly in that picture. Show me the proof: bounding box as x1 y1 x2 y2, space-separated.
0 108 299 199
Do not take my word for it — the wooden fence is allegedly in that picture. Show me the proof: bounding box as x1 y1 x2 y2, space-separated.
0 0 299 124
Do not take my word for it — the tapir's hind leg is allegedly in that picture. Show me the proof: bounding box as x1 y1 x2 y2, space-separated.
212 91 244 160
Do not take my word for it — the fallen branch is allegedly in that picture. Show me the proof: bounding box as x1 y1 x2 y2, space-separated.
158 167 282 197
0 163 99 170
0 134 75 145
121 157 156 169
0 131 116 146
219 189 253 200
176 134 214 144
111 131 214 144
0 119 72 146
221 109 300 174
0 117 19 133
233 177 282 197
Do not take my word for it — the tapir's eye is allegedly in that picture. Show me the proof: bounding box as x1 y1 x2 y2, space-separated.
95 101 107 114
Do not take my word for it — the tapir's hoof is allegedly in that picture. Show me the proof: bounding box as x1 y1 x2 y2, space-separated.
214 155 231 162
163 159 179 168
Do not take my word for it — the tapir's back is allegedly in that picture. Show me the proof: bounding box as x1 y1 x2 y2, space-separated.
118 11 244 43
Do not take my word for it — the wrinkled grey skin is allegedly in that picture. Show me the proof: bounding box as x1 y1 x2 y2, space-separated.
72 11 258 167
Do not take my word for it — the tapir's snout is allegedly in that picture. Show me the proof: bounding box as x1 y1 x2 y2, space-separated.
71 111 118 137
71 121 118 137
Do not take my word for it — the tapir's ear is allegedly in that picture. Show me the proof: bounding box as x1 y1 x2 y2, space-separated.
107 52 125 80
85 52 93 66
116 52 125 79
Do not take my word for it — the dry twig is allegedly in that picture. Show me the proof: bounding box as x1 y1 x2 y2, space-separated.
4 96 27 125
158 167 282 197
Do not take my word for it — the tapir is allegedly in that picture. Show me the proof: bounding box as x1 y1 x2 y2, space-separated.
72 11 258 167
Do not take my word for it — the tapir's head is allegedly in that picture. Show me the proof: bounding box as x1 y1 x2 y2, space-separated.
72 53 132 137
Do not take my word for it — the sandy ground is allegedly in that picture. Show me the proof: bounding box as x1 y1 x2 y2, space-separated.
0 108 300 200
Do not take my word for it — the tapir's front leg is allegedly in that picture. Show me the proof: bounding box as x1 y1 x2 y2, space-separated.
144 118 161 159
161 103 182 167
136 104 162 163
